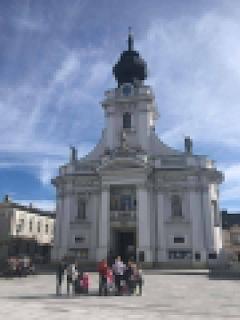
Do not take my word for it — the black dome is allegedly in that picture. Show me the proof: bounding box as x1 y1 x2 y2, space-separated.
113 29 148 87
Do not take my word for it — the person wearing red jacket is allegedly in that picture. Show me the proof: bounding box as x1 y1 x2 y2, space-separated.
97 259 108 296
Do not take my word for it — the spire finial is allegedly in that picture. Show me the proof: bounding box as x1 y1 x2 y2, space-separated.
128 27 134 51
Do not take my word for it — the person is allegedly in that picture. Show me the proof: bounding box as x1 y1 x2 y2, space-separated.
56 260 66 295
16 258 22 277
22 256 28 277
82 272 90 294
107 250 114 268
75 271 83 294
97 259 108 296
133 265 144 296
125 260 135 295
67 262 77 295
112 256 126 295
106 267 114 295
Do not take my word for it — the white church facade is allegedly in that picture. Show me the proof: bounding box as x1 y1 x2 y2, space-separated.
52 31 224 267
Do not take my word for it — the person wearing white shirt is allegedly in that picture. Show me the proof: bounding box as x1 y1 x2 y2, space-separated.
112 256 126 295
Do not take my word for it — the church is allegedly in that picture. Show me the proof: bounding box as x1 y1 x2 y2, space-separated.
51 30 224 267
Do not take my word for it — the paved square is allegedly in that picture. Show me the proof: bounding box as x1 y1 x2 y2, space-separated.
1 271 240 319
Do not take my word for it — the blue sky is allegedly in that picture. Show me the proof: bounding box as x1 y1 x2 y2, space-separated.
0 0 240 212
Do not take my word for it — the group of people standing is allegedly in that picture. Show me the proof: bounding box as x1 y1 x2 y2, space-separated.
5 256 35 277
98 256 143 296
56 261 90 295
56 256 143 296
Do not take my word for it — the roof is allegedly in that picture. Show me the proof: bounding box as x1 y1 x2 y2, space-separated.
0 202 56 218
113 29 148 87
221 211 240 230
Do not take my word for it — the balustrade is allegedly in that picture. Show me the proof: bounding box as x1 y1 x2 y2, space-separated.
110 210 136 221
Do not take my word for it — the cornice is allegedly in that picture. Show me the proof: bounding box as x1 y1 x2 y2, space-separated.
155 185 209 193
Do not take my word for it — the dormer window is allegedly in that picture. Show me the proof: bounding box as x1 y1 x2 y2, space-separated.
123 112 131 129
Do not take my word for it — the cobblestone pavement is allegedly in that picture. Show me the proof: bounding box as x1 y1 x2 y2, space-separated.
1 271 240 319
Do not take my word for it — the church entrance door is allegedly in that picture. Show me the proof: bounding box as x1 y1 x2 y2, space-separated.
115 230 136 263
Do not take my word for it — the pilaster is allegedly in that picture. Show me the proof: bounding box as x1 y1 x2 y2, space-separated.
203 186 215 252
137 183 152 263
157 192 167 262
189 190 206 263
97 185 110 261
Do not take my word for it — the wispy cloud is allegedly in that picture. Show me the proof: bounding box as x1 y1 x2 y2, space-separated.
137 12 240 151
1 1 240 210
15 17 49 33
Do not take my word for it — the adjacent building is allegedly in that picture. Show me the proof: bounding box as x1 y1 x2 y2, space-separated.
52 30 224 267
0 195 55 264
221 210 240 264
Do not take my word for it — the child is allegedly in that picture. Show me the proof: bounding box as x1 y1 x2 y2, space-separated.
106 268 114 295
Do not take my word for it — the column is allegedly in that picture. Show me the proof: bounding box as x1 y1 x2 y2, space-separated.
137 183 152 263
189 189 205 263
97 185 110 261
157 192 167 262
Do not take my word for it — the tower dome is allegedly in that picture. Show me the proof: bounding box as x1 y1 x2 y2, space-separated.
113 28 148 87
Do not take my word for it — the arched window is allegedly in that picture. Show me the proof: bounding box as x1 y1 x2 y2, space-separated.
123 112 131 129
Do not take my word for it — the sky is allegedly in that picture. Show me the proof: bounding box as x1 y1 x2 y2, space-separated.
0 0 240 212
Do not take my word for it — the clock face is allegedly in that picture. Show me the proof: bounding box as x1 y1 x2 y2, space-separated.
122 84 132 96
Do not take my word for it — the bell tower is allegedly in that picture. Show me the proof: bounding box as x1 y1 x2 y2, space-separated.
102 29 158 153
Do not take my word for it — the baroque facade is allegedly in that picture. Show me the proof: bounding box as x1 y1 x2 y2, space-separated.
52 31 224 267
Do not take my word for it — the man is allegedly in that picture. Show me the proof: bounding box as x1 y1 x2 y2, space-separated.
66 262 77 295
112 256 126 295
97 259 108 296
125 260 135 295
56 260 66 295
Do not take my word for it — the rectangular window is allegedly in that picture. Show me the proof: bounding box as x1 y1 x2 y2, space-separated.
37 221 41 233
75 236 85 243
231 234 240 245
195 253 201 261
123 113 131 129
45 224 48 233
70 248 88 259
168 250 192 260
209 253 217 259
171 195 182 217
78 199 86 219
121 195 131 211
174 237 185 244
29 220 33 232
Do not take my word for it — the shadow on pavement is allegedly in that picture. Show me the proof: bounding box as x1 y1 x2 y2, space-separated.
4 291 136 300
